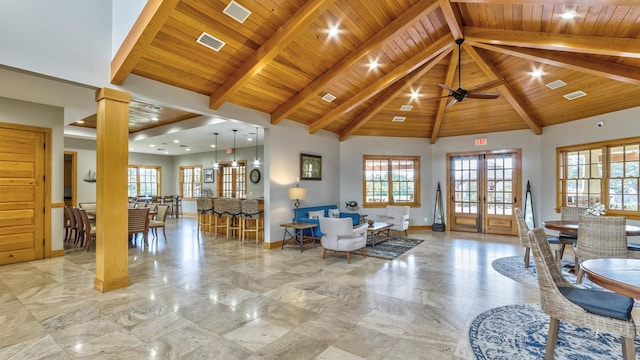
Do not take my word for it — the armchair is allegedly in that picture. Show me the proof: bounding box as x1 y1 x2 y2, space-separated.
377 205 409 238
319 217 368 264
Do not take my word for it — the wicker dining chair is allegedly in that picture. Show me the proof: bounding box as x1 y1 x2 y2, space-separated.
514 208 563 269
575 215 629 284
528 227 636 360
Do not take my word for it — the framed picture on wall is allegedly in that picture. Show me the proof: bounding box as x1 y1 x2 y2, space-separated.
204 168 214 183
300 153 321 180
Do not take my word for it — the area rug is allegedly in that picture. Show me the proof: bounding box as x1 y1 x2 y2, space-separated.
491 255 601 290
360 237 424 260
469 303 640 359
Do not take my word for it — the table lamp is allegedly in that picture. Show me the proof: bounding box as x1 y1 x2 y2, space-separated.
288 186 307 223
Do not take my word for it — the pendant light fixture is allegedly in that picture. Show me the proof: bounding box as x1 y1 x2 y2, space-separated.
212 132 219 168
231 129 238 168
253 127 260 168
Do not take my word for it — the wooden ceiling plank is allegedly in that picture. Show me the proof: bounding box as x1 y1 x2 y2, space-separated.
464 43 543 135
111 0 181 85
431 45 460 144
470 41 640 85
271 0 441 125
309 35 454 134
208 0 333 110
340 47 454 141
438 0 464 40
464 26 640 58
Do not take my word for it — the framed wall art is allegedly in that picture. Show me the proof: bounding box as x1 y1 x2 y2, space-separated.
204 168 214 183
300 153 321 180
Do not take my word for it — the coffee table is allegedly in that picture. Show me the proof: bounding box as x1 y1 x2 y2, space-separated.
367 222 392 248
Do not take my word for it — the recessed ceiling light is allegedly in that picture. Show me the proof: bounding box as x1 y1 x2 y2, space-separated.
368 59 379 70
531 69 544 78
561 10 577 20
76 120 85 124
210 144 216 148
186 148 191 151
174 140 180 143
327 24 340 38
150 144 156 148
164 151 168 155
410 90 420 100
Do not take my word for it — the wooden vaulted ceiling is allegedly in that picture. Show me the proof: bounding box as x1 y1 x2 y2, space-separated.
111 0 640 143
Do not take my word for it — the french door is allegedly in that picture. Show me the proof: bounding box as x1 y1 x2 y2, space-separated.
447 150 521 235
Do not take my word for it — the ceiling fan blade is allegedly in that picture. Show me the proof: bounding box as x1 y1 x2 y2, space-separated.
467 92 500 99
438 83 460 95
467 79 503 92
445 98 458 108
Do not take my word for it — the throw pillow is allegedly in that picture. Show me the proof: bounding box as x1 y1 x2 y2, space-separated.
328 208 340 218
308 210 325 220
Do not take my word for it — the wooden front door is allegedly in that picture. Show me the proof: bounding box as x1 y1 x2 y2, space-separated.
0 126 45 265
448 150 520 235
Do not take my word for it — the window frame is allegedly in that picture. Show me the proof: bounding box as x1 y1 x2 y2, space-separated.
179 165 202 199
362 155 420 208
556 136 640 220
127 165 161 197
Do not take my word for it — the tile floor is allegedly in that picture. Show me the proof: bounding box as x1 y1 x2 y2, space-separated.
0 216 542 359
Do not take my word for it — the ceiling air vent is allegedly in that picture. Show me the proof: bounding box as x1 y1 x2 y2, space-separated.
563 90 587 100
545 80 567 90
392 116 406 122
197 32 225 52
322 93 336 102
400 105 413 111
224 1 251 23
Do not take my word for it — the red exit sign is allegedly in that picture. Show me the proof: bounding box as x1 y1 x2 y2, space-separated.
475 138 487 146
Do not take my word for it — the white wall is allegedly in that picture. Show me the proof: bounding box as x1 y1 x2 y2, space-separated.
112 0 146 58
340 136 433 226
0 97 65 251
0 0 112 87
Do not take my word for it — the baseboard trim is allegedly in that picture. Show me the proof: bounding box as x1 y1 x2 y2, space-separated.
264 240 283 249
50 249 65 258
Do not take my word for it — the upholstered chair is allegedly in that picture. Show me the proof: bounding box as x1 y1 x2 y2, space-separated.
528 227 636 360
319 217 368 264
377 205 410 238
575 215 629 283
149 205 169 241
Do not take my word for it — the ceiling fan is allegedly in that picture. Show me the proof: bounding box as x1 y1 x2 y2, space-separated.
434 38 501 108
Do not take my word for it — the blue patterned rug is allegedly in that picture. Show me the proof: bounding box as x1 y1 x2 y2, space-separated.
491 255 601 290
470 304 640 359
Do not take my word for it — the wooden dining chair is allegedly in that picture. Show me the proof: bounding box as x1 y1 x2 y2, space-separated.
149 205 169 241
528 227 636 359
575 215 629 283
128 207 150 247
79 209 97 251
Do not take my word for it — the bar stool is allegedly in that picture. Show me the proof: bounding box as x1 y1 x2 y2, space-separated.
212 198 227 236
174 195 183 218
224 198 242 240
196 198 213 235
240 199 263 244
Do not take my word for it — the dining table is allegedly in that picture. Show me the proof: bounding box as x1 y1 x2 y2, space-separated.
543 220 640 236
580 258 640 299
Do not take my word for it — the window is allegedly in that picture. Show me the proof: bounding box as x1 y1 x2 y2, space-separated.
220 161 246 198
557 136 640 219
179 166 202 198
128 166 161 197
363 155 419 207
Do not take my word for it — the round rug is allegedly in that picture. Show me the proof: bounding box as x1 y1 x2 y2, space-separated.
491 255 600 290
469 303 640 359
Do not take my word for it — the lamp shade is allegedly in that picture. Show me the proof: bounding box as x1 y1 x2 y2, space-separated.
288 187 307 201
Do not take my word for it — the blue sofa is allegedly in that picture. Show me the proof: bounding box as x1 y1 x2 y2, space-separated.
293 205 360 238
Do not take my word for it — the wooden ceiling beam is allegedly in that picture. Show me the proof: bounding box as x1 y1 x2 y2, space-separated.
464 44 543 135
110 0 181 85
271 0 441 125
465 27 640 58
469 42 640 86
430 46 459 144
309 35 454 134
438 0 464 40
340 47 454 141
208 0 333 110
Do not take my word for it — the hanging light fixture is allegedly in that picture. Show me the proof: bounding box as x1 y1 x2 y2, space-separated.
212 132 219 168
231 129 238 168
253 127 260 168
